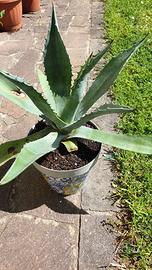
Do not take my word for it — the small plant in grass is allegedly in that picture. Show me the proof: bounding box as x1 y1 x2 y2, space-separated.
0 5 151 187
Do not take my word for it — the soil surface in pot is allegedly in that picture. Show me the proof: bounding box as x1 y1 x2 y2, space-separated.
32 121 101 170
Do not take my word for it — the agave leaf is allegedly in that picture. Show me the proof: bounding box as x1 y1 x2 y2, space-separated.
36 67 56 112
75 37 147 120
63 104 133 132
72 43 112 93
0 72 41 116
69 126 152 155
0 71 66 129
61 139 78 152
0 128 51 167
61 44 111 122
0 132 64 185
44 4 72 101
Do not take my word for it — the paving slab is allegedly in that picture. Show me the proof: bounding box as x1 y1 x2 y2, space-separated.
0 215 78 270
7 166 82 224
82 155 118 212
79 215 117 270
66 0 90 16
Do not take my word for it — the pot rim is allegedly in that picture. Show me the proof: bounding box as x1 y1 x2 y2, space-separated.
33 120 102 174
34 148 101 174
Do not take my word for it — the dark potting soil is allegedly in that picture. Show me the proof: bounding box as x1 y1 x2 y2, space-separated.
33 121 101 170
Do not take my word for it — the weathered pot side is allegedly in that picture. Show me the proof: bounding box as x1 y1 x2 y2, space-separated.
33 150 100 196
31 122 101 196
0 0 22 32
22 0 40 13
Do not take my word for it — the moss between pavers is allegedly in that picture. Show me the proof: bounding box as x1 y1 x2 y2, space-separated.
104 0 152 269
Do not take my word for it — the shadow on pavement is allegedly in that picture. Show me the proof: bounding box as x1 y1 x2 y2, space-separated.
0 161 87 215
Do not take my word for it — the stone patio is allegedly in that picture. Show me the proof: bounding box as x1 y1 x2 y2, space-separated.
0 1 119 269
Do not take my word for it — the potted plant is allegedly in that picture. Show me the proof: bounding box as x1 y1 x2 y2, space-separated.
0 0 22 32
22 0 40 13
0 5 151 195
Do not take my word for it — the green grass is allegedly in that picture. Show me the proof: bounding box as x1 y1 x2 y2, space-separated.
104 0 152 269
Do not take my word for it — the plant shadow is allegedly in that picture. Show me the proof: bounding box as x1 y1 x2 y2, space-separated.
0 161 87 215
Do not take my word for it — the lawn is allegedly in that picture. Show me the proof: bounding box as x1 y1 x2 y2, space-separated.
105 0 152 269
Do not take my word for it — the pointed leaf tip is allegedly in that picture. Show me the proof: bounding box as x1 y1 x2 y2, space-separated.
75 37 147 118
51 2 58 28
44 4 72 101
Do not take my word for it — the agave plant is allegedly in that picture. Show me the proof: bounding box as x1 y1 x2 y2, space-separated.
0 5 151 186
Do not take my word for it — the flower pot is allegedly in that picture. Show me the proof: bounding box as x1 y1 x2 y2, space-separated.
22 0 40 13
32 122 101 196
0 0 22 32
34 150 100 196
